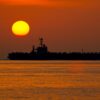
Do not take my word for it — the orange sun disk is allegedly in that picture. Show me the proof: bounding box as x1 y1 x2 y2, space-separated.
12 20 30 37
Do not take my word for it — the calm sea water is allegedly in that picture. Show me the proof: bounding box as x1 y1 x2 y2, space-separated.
0 60 100 100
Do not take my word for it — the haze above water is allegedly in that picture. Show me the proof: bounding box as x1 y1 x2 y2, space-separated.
0 60 100 100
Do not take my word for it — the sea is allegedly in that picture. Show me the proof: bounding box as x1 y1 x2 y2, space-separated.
0 60 100 100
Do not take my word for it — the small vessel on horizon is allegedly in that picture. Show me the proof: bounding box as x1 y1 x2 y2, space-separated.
8 38 100 60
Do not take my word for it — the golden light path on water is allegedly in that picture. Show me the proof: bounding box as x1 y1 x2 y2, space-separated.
0 60 100 100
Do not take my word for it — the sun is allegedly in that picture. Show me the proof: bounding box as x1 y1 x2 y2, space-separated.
12 20 30 36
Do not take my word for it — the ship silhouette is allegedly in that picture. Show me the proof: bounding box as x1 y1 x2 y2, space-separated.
8 38 100 60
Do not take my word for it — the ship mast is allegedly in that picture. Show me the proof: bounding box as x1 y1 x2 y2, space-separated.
40 38 43 47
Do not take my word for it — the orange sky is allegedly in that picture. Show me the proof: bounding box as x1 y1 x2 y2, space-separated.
0 0 100 58
1 0 48 6
1 0 99 8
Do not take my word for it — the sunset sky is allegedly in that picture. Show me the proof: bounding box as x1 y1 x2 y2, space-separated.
0 0 100 58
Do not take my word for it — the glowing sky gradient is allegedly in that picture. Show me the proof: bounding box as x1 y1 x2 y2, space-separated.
1 0 48 6
1 0 99 8
0 0 100 58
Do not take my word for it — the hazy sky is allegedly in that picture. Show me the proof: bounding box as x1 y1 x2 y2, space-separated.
0 0 100 58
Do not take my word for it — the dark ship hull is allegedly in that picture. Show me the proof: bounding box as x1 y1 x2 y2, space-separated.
8 38 100 60
8 52 100 60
